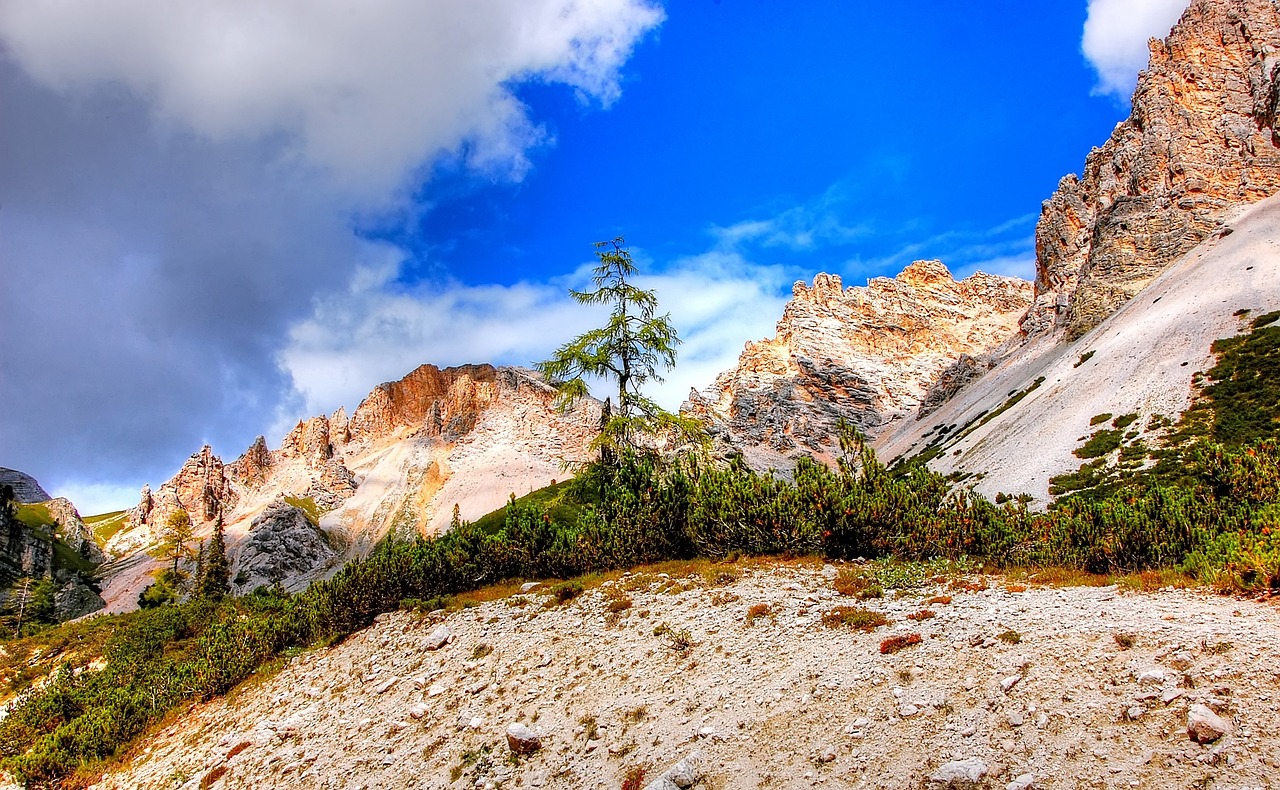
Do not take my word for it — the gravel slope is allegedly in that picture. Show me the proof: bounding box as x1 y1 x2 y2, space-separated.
83 562 1280 790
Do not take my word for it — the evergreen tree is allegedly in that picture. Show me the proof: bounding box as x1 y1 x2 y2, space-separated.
152 509 194 576
537 237 704 457
199 517 231 600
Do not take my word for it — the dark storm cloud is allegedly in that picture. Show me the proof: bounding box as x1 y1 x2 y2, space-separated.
0 66 362 492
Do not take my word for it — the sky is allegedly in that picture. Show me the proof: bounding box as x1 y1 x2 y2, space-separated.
0 0 1189 514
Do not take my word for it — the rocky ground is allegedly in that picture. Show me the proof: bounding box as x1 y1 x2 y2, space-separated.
88 561 1280 790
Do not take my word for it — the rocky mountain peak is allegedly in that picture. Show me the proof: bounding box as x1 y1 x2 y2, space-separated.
1028 0 1280 339
684 262 1032 467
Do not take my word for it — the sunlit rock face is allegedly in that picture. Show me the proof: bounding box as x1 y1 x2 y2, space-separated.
683 261 1032 468
100 364 602 611
1028 0 1280 339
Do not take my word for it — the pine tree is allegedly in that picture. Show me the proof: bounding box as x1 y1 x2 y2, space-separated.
192 540 206 597
199 516 231 600
536 237 704 457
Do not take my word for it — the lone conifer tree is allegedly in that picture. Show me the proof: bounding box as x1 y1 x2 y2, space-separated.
199 515 231 600
537 237 704 457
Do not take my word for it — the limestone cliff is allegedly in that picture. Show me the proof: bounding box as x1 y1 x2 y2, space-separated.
1028 0 1280 339
683 262 1032 467
100 364 601 611
0 467 51 503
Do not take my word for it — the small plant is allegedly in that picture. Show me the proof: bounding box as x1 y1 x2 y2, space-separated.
821 606 890 631
834 570 883 600
623 705 648 723
607 596 634 613
1074 350 1096 368
1202 639 1233 655
1113 632 1135 650
579 714 599 741
879 633 923 654
745 603 773 625
925 595 952 605
1090 412 1113 426
1003 583 1028 593
471 643 494 660
1112 413 1139 430
709 590 740 606
906 609 935 621
547 581 584 605
622 765 648 790
997 629 1022 644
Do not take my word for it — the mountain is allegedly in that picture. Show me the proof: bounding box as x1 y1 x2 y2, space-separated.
683 262 1032 469
98 364 600 611
0 468 50 503
696 0 1280 502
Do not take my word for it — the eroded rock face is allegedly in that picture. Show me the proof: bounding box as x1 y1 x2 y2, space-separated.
45 497 103 564
1029 0 1280 339
124 445 238 539
99 364 601 611
231 499 337 594
348 363 500 444
684 262 1031 467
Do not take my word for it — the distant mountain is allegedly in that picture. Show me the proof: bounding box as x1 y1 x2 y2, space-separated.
98 364 600 611
682 262 1032 469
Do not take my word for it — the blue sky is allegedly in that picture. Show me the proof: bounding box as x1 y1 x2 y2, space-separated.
0 0 1188 512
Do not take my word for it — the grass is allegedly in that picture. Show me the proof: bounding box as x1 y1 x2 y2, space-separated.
14 503 55 531
84 511 130 545
997 629 1022 644
1089 413 1113 426
471 479 585 536
745 603 772 625
282 495 324 527
821 606 889 631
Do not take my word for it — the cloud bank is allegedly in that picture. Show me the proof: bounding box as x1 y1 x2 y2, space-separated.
0 1 662 509
1082 0 1188 99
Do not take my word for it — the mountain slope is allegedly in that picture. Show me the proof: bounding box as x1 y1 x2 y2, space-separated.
879 193 1280 502
87 563 1280 790
98 364 600 611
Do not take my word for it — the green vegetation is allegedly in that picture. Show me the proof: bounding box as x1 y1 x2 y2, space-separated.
1074 429 1124 459
6 308 1280 788
84 511 129 545
1074 350 1096 368
14 503 55 530
536 236 704 456
283 495 323 527
1089 413 1113 426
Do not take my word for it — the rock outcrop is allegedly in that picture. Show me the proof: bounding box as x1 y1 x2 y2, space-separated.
0 467 51 503
230 499 337 594
99 364 601 612
1028 0 1280 339
684 262 1031 467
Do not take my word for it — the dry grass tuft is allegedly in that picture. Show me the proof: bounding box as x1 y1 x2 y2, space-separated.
879 633 923 654
906 609 935 621
821 606 890 631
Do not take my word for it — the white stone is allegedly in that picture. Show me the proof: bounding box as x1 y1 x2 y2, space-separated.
929 758 989 787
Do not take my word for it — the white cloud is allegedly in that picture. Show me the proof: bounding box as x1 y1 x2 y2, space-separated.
0 1 662 502
48 482 142 518
710 184 868 251
1082 0 1188 99
0 0 663 198
277 249 795 423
